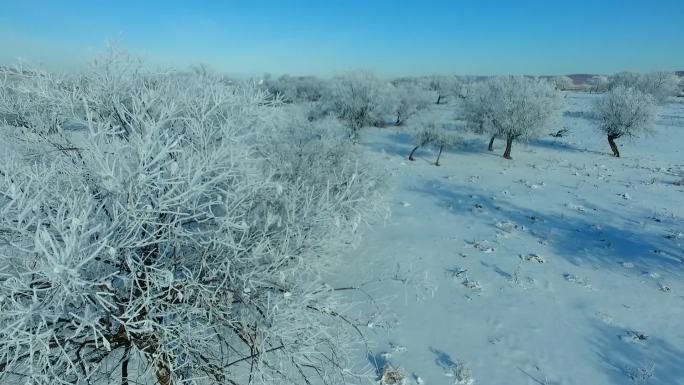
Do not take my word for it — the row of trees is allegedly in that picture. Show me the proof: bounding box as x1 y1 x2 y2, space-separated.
553 72 681 97
0 51 382 385
608 71 681 103
310 73 564 162
262 70 678 162
263 73 467 106
264 71 680 106
409 75 672 162
459 75 667 159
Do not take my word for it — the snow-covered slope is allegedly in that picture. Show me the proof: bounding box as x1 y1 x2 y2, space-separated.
338 93 684 385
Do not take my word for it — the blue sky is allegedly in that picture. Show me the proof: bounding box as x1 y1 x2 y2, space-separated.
0 0 682 76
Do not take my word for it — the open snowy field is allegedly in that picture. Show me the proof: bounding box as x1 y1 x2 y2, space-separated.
338 92 684 385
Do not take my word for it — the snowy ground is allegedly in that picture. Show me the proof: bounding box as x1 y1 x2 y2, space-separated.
337 93 684 385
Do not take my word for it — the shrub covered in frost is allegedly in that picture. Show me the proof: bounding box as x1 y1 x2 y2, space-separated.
0 51 382 385
0 65 83 135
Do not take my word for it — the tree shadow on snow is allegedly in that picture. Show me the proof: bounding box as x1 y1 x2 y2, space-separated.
589 321 684 385
450 137 496 155
412 180 684 278
367 352 389 378
480 260 514 280
529 137 606 156
362 130 498 160
563 110 592 119
362 130 416 158
428 347 457 370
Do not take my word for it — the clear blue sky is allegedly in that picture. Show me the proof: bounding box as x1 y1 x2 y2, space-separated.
0 0 682 76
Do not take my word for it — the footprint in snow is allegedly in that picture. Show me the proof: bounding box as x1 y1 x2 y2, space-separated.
563 273 593 290
389 342 407 353
519 253 546 263
657 282 672 293
565 203 588 212
621 330 649 345
618 192 632 200
466 240 495 253
496 220 526 233
462 278 482 290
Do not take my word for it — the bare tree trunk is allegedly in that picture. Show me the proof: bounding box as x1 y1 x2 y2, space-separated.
408 145 420 161
503 136 513 159
607 135 620 157
350 127 360 144
435 145 444 166
156 359 173 385
488 135 496 151
436 94 442 104
395 112 402 126
121 349 130 385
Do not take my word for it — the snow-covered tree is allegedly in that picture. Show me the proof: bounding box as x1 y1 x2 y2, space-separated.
262 74 326 103
587 75 610 93
461 81 496 150
463 76 562 159
639 72 680 103
393 83 433 126
432 130 457 166
610 71 680 103
553 76 574 91
0 51 382 385
326 71 396 142
609 72 641 89
426 75 461 104
591 86 656 157
407 120 457 166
